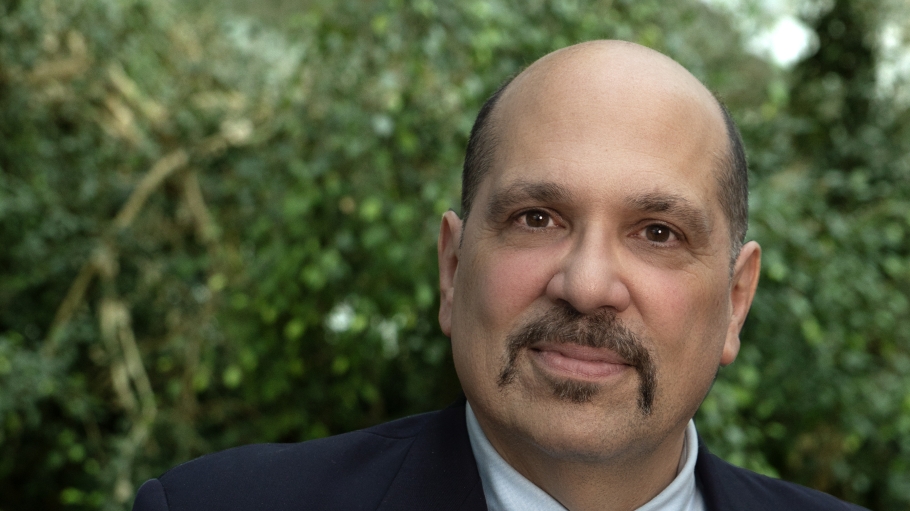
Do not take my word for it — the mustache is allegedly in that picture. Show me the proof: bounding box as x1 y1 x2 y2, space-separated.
498 303 656 414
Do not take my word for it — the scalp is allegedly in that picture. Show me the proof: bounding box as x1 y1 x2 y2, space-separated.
493 40 726 155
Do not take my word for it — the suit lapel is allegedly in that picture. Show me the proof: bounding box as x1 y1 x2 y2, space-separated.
695 436 767 511
695 436 725 511
378 399 488 511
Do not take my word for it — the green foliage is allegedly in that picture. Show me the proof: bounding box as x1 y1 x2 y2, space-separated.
695 2 910 509
0 0 908 509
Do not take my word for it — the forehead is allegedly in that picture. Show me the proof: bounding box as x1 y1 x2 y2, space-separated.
481 45 729 222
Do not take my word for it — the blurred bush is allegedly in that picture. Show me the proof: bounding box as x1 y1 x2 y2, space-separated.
0 0 907 509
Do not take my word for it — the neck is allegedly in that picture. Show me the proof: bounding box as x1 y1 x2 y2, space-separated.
477 415 688 511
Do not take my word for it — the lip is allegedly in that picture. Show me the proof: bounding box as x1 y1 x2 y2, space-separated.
529 343 632 380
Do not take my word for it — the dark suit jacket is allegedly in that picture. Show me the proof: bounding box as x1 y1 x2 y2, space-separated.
133 400 867 511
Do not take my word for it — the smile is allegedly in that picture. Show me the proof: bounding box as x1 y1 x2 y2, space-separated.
529 343 633 381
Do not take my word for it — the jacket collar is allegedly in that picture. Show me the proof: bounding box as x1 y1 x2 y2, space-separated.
378 398 487 511
377 398 746 511
695 434 760 511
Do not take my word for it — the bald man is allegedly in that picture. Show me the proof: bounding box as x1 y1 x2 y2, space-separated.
133 41 867 511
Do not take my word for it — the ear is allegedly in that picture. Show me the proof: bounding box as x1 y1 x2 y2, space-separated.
721 240 761 366
438 210 463 337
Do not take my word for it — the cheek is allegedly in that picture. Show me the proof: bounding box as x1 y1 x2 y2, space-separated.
632 269 730 416
450 247 557 397
633 267 730 353
462 247 556 326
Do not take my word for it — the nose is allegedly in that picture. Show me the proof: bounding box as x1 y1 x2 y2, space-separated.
545 228 631 315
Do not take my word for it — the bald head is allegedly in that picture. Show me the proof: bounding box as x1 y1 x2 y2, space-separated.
461 41 748 253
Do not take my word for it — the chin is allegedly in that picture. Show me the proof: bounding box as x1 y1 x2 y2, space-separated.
523 410 654 464
497 381 655 461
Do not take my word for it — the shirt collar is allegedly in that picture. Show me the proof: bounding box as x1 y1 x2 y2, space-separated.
465 402 705 511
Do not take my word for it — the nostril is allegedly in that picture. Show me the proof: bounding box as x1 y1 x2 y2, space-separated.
554 299 579 314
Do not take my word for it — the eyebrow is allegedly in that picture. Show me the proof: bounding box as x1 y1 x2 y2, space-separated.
485 182 714 238
625 192 713 238
486 181 572 219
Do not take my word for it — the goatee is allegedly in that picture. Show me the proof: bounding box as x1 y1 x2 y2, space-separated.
498 303 656 414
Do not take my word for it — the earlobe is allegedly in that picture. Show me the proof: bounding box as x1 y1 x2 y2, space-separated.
721 240 761 366
438 210 463 337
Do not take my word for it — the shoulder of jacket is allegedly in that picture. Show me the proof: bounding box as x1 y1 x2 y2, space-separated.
697 444 869 511
148 410 446 510
161 410 441 480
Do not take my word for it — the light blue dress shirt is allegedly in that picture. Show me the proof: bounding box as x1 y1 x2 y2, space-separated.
465 402 706 511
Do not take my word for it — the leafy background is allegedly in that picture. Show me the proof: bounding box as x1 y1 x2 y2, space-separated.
1 0 908 509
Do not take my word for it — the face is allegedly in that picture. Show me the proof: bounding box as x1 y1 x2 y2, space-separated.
438 45 761 468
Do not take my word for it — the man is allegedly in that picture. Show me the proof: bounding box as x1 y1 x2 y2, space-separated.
133 41 867 510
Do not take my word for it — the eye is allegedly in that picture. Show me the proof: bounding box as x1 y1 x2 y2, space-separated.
518 209 555 228
642 223 678 243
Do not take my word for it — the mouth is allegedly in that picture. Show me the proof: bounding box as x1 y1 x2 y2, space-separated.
529 343 633 381
497 303 656 412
